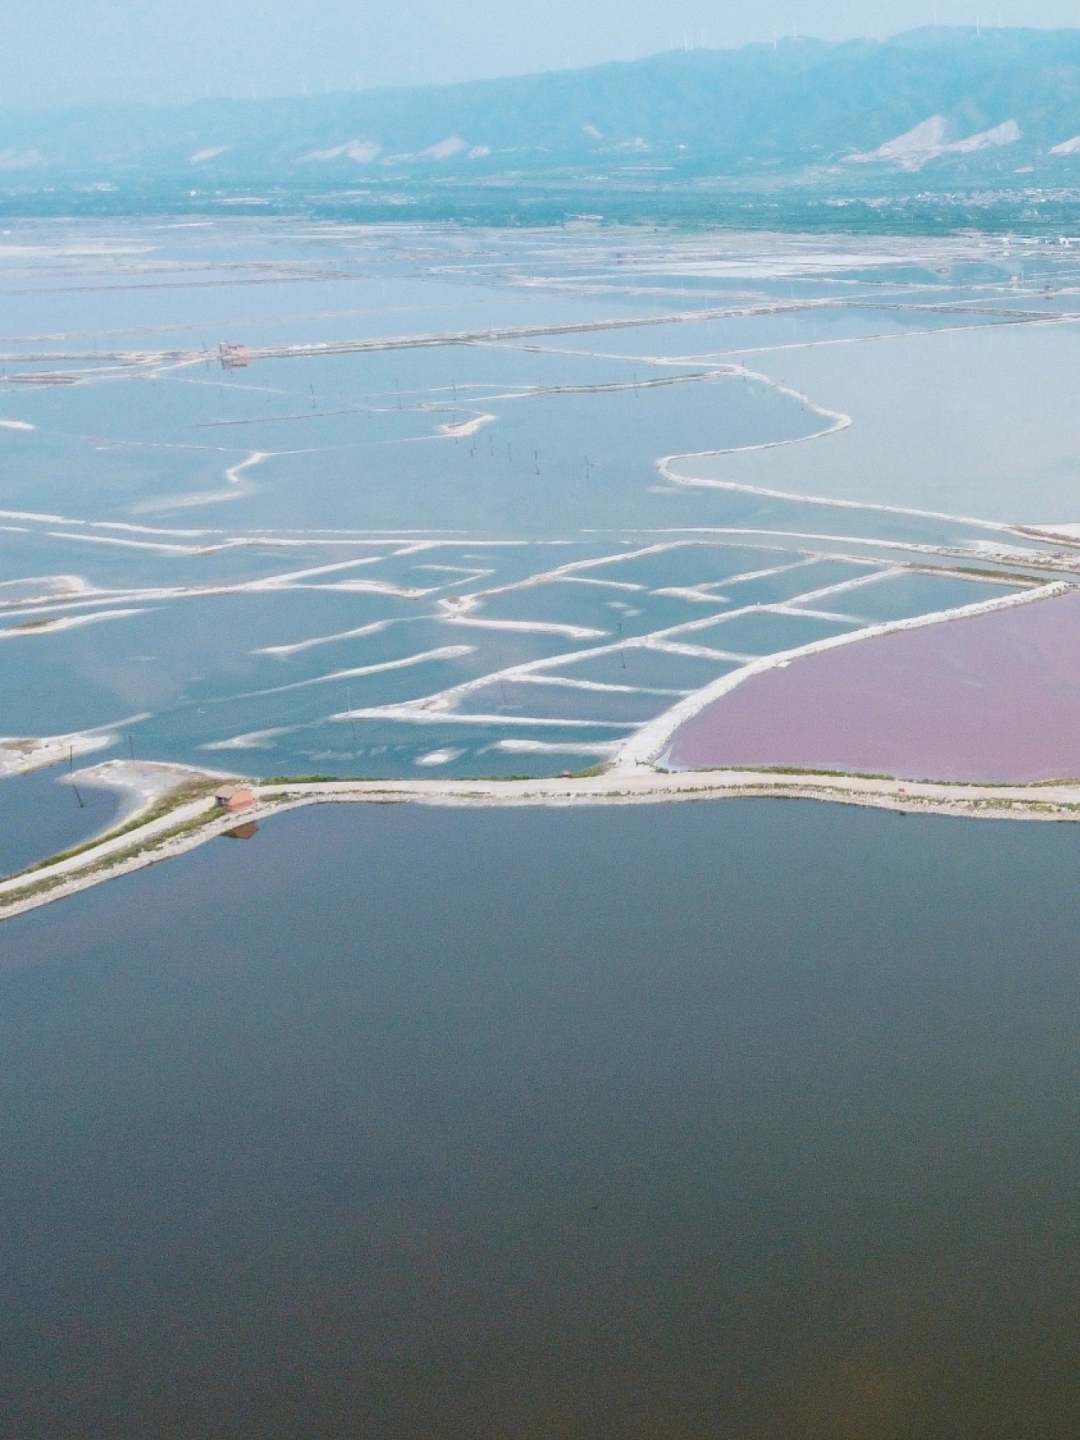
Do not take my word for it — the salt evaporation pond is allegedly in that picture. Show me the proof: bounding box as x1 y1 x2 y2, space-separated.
4 221 1080 814
668 590 1080 782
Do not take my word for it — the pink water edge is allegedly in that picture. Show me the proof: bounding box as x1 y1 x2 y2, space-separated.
667 592 1080 783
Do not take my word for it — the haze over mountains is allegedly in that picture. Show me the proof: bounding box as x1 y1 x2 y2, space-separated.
5 26 1080 225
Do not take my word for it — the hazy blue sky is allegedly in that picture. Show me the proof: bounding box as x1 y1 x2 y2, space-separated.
4 0 1079 109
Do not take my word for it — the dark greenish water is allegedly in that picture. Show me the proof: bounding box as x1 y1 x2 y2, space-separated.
3 800 1080 1438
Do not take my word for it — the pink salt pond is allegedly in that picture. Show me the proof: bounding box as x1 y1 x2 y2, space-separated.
667 591 1080 784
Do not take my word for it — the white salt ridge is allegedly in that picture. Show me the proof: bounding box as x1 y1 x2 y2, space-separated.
650 641 758 662
91 522 212 537
336 708 635 730
1051 135 1080 155
0 608 147 639
496 739 617 755
443 617 608 639
0 713 151 777
654 586 732 604
224 450 269 486
203 728 296 751
557 577 644 592
1023 521 1080 539
255 620 395 658
0 574 92 606
190 146 232 164
316 579 434 598
438 412 495 438
0 733 114 776
46 531 212 556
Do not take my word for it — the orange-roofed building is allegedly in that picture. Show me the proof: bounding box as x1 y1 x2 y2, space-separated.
215 784 255 813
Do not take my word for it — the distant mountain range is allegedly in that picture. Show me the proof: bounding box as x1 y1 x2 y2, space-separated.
6 27 1080 225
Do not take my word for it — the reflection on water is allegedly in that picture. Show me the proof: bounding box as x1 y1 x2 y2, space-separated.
223 819 258 838
3 799 1080 1437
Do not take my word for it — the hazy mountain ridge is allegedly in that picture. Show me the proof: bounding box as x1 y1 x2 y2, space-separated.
6 27 1080 226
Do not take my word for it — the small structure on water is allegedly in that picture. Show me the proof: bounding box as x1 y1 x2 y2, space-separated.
219 342 250 370
224 820 259 840
215 783 255 813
